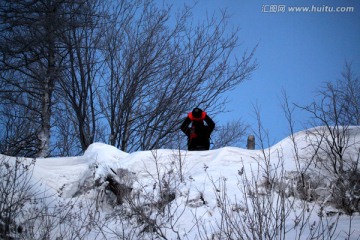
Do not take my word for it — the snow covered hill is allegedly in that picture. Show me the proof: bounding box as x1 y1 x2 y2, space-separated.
1 127 360 239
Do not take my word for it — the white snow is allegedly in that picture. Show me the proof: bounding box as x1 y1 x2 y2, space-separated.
2 126 360 239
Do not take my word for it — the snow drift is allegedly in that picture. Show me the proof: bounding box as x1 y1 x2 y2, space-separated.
1 126 360 239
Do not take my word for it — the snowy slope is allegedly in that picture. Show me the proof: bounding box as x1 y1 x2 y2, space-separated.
2 127 360 239
33 143 129 198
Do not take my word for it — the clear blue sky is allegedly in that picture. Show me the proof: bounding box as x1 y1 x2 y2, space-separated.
185 0 360 146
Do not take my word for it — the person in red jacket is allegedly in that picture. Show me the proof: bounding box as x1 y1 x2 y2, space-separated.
180 108 215 151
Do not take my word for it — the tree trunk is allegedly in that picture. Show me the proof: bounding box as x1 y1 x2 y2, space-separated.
38 5 56 158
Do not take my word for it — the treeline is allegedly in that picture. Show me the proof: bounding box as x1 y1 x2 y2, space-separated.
0 0 257 157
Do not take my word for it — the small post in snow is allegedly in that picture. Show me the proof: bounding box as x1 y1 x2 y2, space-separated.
246 135 255 150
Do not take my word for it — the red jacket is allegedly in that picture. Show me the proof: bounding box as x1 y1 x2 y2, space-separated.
180 112 215 150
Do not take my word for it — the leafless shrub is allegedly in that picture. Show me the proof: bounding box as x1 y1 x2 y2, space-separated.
122 150 186 239
281 80 360 215
0 155 105 239
16 197 100 240
191 103 358 240
89 150 189 239
0 156 37 238
302 106 360 213
194 148 349 240
102 169 135 206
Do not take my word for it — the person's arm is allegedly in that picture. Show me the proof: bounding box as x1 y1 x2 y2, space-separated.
204 115 215 133
180 117 191 135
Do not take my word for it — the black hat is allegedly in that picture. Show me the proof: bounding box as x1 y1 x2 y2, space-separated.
192 108 202 118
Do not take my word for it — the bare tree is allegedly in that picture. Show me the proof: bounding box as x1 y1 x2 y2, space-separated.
0 0 104 156
0 0 74 157
54 0 103 153
1 0 256 156
301 63 360 175
332 61 360 125
211 119 249 148
99 1 257 152
0 102 40 157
